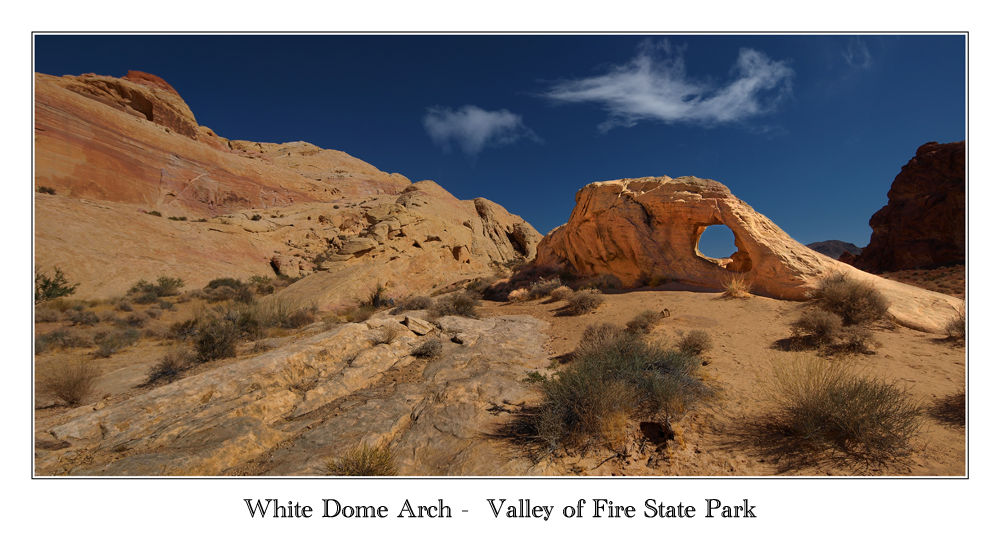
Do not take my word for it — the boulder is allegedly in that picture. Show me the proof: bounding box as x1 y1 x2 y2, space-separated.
843 141 965 272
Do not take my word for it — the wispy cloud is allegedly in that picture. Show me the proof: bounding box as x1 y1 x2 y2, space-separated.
423 105 541 155
842 36 873 69
542 40 794 131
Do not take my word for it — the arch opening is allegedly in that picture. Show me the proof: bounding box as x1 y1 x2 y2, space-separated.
694 223 753 272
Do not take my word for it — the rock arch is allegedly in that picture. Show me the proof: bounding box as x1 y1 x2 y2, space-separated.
533 176 963 333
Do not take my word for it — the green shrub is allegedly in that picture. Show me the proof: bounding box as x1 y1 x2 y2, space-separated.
38 359 100 406
35 266 78 304
813 273 889 326
167 216 187 221
676 330 712 356
204 278 253 303
93 328 140 358
411 338 443 359
560 289 605 316
530 325 707 453
430 292 480 318
129 276 185 299
626 310 663 334
325 443 398 476
148 210 162 217
366 283 393 309
765 356 922 465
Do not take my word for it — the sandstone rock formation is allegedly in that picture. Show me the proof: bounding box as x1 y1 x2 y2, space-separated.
807 240 862 259
34 71 539 301
841 141 965 273
35 314 553 476
533 176 964 333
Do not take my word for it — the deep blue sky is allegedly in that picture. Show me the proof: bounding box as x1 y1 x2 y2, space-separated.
34 34 966 258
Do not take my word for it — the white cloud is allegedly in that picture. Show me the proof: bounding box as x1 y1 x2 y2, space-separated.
543 40 794 131
422 105 540 155
842 36 873 69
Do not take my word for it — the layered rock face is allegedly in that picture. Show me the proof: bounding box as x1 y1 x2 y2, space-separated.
34 71 539 301
35 314 553 476
843 141 965 273
534 176 963 333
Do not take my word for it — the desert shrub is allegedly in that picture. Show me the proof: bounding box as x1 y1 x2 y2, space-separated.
584 273 624 290
531 326 707 452
626 310 663 334
37 185 57 195
146 348 192 385
430 292 480 318
813 273 889 326
66 309 100 326
35 266 77 304
366 283 393 309
134 291 159 305
524 371 548 383
560 289 605 316
170 318 200 341
411 337 443 359
167 216 187 221
204 278 254 303
99 310 118 322
34 307 62 323
370 326 403 345
194 318 239 362
549 285 573 302
122 312 148 328
145 308 163 319
38 359 100 406
676 330 713 356
286 307 316 329
251 214 263 221
529 277 562 299
351 304 378 322
391 295 433 314
325 442 398 476
155 276 185 296
159 300 175 311
249 275 275 295
765 356 922 465
117 300 134 312
35 330 93 353
790 310 842 345
148 210 162 217
838 326 878 353
720 272 752 299
946 312 966 341
205 277 243 290
93 328 140 358
464 277 493 298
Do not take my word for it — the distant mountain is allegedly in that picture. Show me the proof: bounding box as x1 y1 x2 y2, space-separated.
807 240 863 259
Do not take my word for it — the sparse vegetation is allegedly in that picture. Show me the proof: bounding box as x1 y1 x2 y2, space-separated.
129 276 185 299
946 311 965 342
193 318 239 362
146 348 192 385
676 330 712 356
37 185 57 195
812 272 889 326
366 283 393 309
38 359 100 406
560 289 605 316
35 330 93 353
789 309 880 354
325 442 398 476
93 328 140 358
548 285 573 302
411 338 443 359
528 277 563 299
765 356 923 465
35 266 78 304
370 326 403 345
66 309 99 326
148 210 162 217
720 272 752 299
204 278 254 303
391 295 433 314
430 292 480 318
528 324 709 453
167 216 187 221
626 310 663 334
251 214 262 221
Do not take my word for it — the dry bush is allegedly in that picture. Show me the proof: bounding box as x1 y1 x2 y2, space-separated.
391 296 433 314
117 301 134 312
325 443 398 476
430 292 480 318
790 310 843 345
35 307 61 323
584 273 624 290
676 330 713 356
286 307 316 329
549 285 573 302
351 304 378 322
122 312 148 328
765 356 922 465
145 307 163 319
38 359 100 406
93 328 140 358
146 348 192 385
560 289 605 316
626 310 663 334
411 337 443 359
35 330 93 353
529 277 562 299
946 312 966 341
530 325 707 453
66 309 99 326
193 318 239 362
370 325 403 345
720 272 753 299
813 272 889 326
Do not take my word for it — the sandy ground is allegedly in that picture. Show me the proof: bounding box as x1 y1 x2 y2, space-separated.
34 281 966 477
